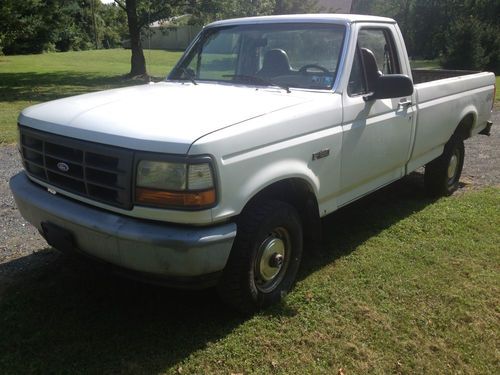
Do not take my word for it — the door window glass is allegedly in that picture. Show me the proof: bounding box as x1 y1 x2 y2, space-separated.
357 28 400 74
347 47 367 96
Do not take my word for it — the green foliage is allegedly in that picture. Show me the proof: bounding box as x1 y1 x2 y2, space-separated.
0 0 128 55
214 0 276 18
1 0 88 54
124 0 183 29
273 0 322 14
0 0 323 56
441 17 487 71
100 4 129 49
350 0 374 14
186 0 276 25
351 0 500 73
186 0 324 25
0 0 53 54
479 23 500 74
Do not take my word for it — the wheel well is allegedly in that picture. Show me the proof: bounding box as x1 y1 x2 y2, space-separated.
454 113 475 140
244 179 321 246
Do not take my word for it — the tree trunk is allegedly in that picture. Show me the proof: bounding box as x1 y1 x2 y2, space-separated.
126 0 146 76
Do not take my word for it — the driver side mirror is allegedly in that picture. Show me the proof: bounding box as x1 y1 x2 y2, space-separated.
360 47 413 101
370 74 414 100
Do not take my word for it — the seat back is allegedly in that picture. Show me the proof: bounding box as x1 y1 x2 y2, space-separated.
361 47 382 91
257 49 291 78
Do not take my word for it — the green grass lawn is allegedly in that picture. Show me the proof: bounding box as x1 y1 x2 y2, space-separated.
0 49 182 144
0 183 498 374
409 59 441 69
0 50 499 374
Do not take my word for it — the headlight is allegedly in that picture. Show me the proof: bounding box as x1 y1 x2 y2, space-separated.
137 161 186 190
135 159 216 209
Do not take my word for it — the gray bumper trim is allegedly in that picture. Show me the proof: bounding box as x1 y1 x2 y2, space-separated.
10 172 236 283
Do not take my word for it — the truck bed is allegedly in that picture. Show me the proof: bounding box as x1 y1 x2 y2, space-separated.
407 70 494 173
411 69 480 84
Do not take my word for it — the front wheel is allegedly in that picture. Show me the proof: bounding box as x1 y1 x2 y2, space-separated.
424 136 465 196
217 200 303 314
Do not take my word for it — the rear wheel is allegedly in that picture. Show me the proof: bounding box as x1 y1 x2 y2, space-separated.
217 200 303 314
424 135 465 196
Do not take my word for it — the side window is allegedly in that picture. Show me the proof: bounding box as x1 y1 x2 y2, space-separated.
357 28 400 75
347 47 367 96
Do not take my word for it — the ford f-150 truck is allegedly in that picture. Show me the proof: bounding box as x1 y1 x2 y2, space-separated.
10 14 495 313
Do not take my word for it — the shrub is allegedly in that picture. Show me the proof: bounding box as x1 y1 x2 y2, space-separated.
441 17 488 71
480 24 500 74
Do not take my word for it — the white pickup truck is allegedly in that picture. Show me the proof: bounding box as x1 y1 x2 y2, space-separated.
10 14 495 313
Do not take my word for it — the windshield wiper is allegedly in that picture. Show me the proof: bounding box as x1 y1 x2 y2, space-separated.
223 74 290 93
180 68 197 85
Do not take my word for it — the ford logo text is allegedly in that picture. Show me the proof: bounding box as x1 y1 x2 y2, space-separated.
57 162 70 172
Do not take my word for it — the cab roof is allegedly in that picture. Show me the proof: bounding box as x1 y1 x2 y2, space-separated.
206 14 396 28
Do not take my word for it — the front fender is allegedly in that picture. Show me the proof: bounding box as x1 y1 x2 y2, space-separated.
211 157 322 222
237 159 320 209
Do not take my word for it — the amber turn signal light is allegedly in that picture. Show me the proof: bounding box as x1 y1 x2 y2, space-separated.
135 187 216 209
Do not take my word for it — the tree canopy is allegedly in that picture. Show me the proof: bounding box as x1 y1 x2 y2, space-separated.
0 0 127 54
1 0 498 74
351 0 499 73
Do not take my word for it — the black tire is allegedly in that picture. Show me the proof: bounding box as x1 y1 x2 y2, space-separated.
424 135 465 197
217 200 303 314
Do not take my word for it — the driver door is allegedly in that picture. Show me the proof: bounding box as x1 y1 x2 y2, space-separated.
339 26 414 206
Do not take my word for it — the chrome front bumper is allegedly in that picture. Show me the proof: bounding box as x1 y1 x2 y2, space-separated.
10 172 236 287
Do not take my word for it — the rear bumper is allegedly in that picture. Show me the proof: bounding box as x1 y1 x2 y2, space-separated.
10 172 236 288
479 120 493 136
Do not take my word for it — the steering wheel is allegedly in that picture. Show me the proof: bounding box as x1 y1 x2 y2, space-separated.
298 64 330 74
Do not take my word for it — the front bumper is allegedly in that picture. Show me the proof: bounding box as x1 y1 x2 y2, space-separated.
10 172 236 288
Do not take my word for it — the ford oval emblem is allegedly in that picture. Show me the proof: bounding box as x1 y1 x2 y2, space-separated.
57 162 70 172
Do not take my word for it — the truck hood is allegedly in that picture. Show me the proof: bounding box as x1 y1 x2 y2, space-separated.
19 82 310 154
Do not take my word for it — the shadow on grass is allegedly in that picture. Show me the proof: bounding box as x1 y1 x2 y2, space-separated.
0 172 451 373
303 171 439 273
0 72 148 103
0 252 243 373
319 171 469 266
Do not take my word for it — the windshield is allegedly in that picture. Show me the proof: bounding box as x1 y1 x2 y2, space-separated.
169 23 346 91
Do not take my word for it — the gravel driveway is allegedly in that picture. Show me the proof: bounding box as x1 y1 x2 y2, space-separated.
1 110 499 282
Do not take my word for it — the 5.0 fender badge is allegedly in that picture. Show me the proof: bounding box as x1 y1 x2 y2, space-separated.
312 149 330 161
56 162 70 172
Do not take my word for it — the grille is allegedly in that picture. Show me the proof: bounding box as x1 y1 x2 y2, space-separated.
19 126 134 210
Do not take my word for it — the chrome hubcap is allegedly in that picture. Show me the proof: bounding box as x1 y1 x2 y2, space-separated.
259 238 285 281
255 227 290 292
448 153 459 180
